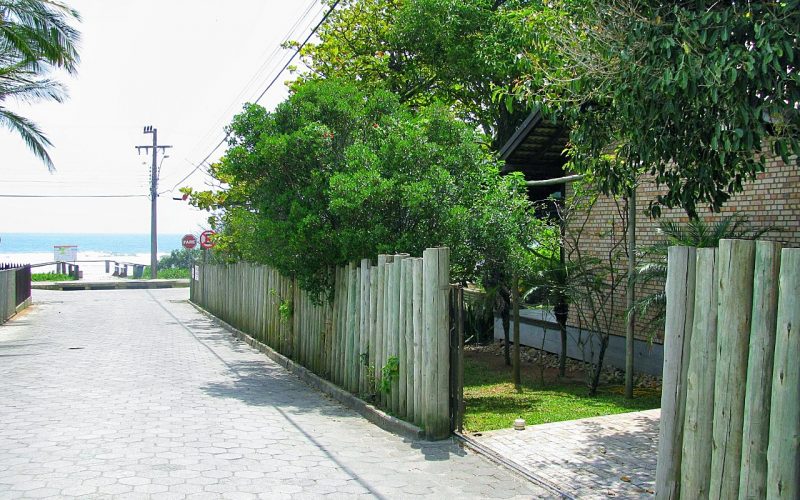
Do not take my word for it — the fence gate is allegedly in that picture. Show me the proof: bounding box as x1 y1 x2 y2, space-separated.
449 285 465 434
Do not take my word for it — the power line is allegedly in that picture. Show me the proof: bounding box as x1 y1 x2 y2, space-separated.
173 0 341 192
186 0 321 156
0 194 149 198
168 159 213 193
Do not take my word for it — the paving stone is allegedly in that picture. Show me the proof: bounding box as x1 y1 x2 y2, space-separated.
0 289 552 499
471 409 660 499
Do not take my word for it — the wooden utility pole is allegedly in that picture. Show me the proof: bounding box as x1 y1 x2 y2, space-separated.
136 126 172 279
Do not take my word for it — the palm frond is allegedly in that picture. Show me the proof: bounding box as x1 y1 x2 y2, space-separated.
630 261 666 285
0 106 55 170
0 0 81 73
0 75 65 103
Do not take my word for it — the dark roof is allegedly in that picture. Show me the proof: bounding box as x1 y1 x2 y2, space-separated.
499 108 569 181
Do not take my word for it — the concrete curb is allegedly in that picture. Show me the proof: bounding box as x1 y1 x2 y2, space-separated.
188 301 425 441
454 432 575 499
32 279 190 291
15 297 32 314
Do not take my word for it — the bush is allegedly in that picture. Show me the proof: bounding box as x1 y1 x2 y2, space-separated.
187 79 544 297
141 266 190 279
157 249 200 270
31 272 75 281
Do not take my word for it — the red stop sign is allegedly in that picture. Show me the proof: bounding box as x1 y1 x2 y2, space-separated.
182 234 197 249
199 230 216 249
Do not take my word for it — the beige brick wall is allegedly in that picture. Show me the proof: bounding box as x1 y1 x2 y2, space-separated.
564 153 799 344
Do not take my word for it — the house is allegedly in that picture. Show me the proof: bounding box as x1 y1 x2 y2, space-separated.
496 110 799 376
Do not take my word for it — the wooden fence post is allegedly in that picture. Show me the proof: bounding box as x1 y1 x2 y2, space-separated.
386 256 399 411
389 255 407 412
412 258 424 426
680 248 718 498
655 246 696 500
767 248 799 500
402 258 414 419
368 265 378 393
710 239 755 500
346 262 357 393
375 255 388 404
422 247 450 440
398 259 408 417
739 241 782 499
360 259 371 395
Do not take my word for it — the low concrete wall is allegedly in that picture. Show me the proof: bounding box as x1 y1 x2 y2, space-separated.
494 308 664 376
1 270 17 324
31 279 190 291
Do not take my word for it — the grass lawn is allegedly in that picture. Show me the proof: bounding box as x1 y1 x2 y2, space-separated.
31 272 76 281
463 349 661 433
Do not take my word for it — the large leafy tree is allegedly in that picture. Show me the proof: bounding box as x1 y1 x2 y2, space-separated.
515 0 800 217
0 0 81 170
187 79 543 295
296 0 543 147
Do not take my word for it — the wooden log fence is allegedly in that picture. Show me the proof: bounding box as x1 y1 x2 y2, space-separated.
656 239 799 499
190 248 452 440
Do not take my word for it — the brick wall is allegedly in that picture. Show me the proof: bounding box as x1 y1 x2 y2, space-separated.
564 153 799 344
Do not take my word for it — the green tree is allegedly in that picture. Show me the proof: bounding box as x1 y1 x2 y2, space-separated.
297 0 543 147
186 79 540 297
157 248 201 270
514 0 799 217
0 0 81 170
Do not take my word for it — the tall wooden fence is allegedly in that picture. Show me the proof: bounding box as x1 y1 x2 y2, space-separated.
656 240 799 499
191 248 452 440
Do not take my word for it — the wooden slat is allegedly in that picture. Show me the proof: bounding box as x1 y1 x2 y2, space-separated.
710 239 756 500
767 248 800 500
739 241 782 499
655 246 696 500
680 248 718 498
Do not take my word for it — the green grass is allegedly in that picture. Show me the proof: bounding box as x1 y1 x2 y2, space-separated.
137 267 190 279
463 354 661 433
31 272 76 282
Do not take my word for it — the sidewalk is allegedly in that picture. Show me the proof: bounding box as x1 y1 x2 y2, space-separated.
469 409 659 499
0 288 551 499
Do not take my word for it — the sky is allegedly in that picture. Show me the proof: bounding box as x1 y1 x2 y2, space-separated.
0 0 326 234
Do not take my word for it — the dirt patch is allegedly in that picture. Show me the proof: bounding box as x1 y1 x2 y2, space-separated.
465 345 585 385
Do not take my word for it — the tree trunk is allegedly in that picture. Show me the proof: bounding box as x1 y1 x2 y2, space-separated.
589 334 609 396
554 298 568 378
500 288 511 366
512 277 521 390
625 190 636 399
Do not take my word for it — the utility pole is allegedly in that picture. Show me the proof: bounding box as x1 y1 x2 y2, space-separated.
136 126 172 279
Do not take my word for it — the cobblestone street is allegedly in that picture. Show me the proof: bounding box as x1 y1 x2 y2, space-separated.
0 288 551 499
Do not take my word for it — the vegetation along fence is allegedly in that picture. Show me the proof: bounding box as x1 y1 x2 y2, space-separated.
655 239 798 499
191 248 453 440
1 264 32 324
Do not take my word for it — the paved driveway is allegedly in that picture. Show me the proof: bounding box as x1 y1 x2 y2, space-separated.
0 289 550 499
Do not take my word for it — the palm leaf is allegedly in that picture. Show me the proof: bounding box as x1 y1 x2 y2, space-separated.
0 106 55 170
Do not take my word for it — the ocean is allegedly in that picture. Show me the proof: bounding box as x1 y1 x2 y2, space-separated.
0 233 187 265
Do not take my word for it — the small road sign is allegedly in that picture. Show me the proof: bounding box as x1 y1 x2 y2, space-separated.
199 230 216 249
182 234 197 250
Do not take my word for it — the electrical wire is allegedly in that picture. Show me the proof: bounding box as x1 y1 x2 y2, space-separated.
186 0 320 155
0 194 149 198
170 0 341 193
